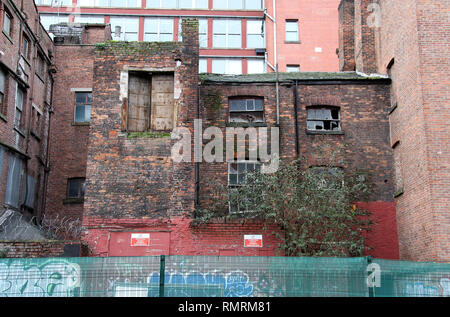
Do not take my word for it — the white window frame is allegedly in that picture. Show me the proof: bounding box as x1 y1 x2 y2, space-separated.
286 64 300 72
74 15 105 24
146 0 207 9
78 0 141 8
213 0 262 10
144 18 174 42
110 16 139 41
213 19 242 49
246 19 265 48
247 59 265 74
199 58 207 73
36 0 72 6
39 14 69 31
285 19 299 42
212 58 242 75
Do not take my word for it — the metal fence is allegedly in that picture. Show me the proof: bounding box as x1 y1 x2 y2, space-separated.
0 255 448 297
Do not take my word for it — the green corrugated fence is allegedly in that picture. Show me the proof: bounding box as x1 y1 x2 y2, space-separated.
0 255 448 297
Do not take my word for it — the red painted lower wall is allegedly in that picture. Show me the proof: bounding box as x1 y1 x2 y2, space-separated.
82 202 399 259
359 202 399 260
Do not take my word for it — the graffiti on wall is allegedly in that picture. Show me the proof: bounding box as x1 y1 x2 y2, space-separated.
147 270 256 297
0 259 80 297
404 278 450 297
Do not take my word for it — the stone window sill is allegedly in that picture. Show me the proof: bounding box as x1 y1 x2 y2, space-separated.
306 130 345 135
72 121 90 126
63 198 85 205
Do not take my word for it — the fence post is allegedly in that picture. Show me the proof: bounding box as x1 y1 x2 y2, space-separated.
367 256 374 297
159 255 166 297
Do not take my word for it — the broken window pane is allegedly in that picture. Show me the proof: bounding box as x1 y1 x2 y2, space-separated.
229 98 265 123
307 107 341 132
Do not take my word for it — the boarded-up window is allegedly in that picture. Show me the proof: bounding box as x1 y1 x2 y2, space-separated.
151 73 174 131
126 72 175 132
127 73 152 132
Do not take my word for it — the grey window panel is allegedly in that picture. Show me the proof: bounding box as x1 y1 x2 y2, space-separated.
0 147 4 181
21 175 36 208
5 154 23 208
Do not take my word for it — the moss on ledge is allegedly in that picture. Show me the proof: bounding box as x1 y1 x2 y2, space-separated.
126 131 172 139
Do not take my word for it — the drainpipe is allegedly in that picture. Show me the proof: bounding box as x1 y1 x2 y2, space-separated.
264 0 279 124
294 81 300 158
273 0 279 125
194 85 200 215
40 76 54 225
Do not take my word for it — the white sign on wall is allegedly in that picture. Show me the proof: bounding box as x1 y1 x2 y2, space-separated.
130 233 150 247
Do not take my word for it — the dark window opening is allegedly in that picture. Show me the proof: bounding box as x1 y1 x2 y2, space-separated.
67 178 85 199
229 97 264 124
307 107 341 132
36 54 45 79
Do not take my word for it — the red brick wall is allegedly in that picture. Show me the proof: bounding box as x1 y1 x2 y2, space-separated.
82 216 282 257
0 0 54 221
0 241 72 258
198 79 398 259
374 0 450 262
84 20 199 222
45 45 96 223
338 0 356 71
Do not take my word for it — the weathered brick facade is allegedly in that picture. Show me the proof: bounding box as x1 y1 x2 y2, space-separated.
0 0 54 225
0 241 86 258
75 18 399 259
339 0 450 262
198 75 397 259
45 24 111 225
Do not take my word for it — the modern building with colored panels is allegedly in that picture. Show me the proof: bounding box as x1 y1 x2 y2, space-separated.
35 0 341 74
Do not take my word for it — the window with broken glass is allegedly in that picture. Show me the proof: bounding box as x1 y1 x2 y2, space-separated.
229 97 264 124
306 107 341 132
